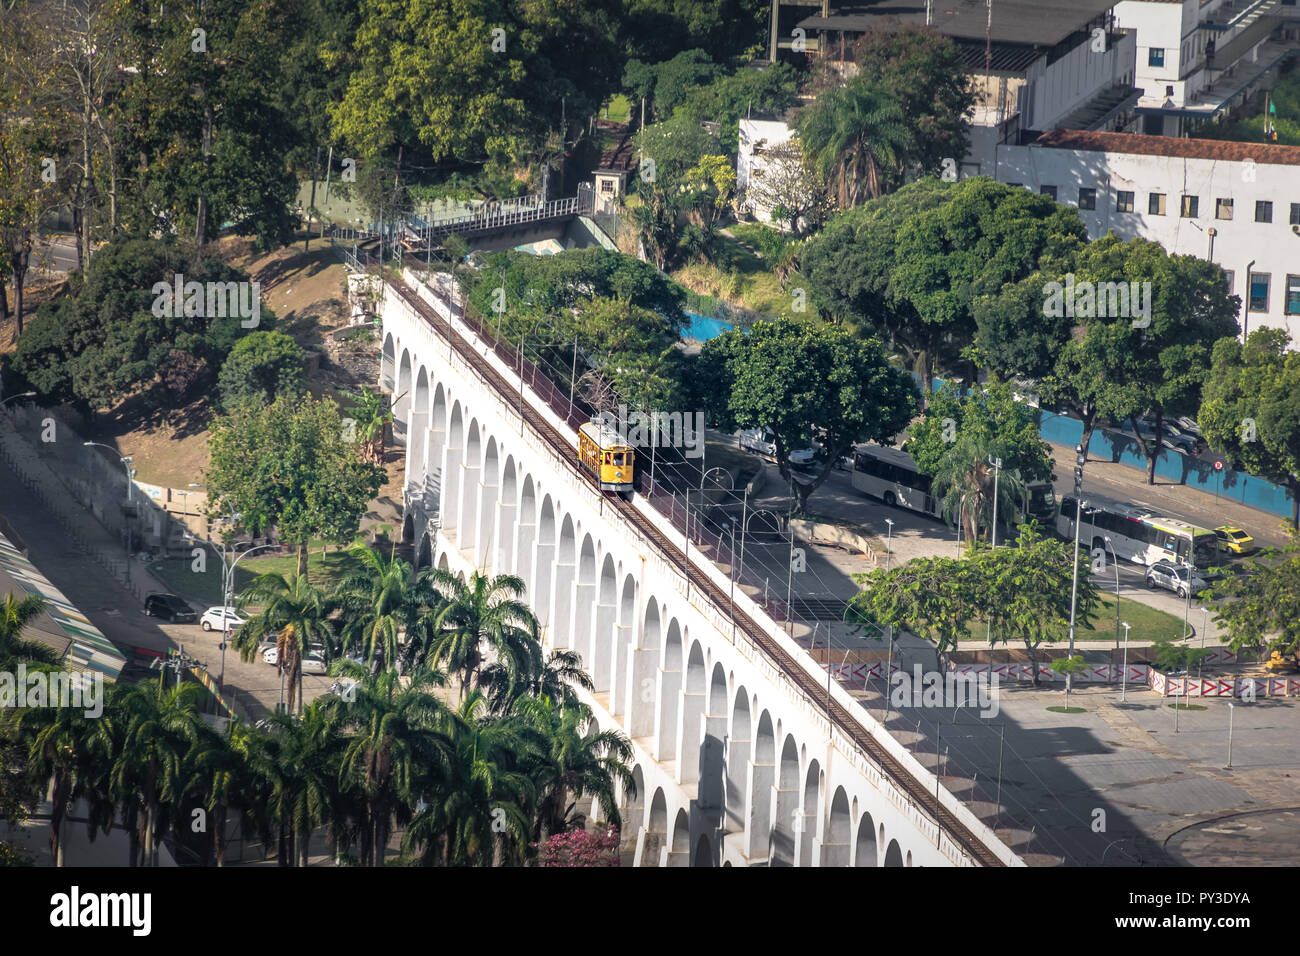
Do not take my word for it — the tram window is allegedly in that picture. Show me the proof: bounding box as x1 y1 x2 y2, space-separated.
604 453 611 464
613 453 624 466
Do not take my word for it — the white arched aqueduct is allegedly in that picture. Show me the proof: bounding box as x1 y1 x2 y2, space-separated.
379 275 1000 867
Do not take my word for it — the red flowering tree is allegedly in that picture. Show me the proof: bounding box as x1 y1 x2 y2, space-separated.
533 826 620 867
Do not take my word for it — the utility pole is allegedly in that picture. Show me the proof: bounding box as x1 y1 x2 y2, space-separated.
1066 444 1087 697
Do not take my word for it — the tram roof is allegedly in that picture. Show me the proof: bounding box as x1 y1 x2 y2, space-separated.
580 419 631 450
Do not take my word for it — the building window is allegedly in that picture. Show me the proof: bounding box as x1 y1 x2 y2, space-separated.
1149 192 1166 215
1041 185 1057 200
599 179 614 194
1166 85 1175 98
1286 276 1300 316
1149 48 1165 67
1116 190 1135 213
1215 198 1233 220
1248 272 1270 312
1180 195 1199 218
1224 269 1234 293
1256 200 1273 223
1078 187 1097 210
1008 182 1023 188
1290 202 1300 226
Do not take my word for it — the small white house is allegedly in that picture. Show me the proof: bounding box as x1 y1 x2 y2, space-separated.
737 118 796 224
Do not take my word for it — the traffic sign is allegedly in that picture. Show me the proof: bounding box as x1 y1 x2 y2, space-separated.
1214 459 1224 472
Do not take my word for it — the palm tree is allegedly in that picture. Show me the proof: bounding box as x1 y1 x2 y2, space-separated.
234 571 332 715
481 648 593 716
426 570 542 702
0 594 59 668
930 433 1027 546
188 719 264 867
517 695 635 842
268 703 343 866
793 75 913 208
332 667 450 866
403 690 534 866
343 385 396 465
332 544 446 674
107 681 206 866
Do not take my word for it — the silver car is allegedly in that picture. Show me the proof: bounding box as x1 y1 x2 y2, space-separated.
1145 560 1208 598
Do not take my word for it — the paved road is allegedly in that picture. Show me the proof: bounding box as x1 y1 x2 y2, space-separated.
0 459 328 717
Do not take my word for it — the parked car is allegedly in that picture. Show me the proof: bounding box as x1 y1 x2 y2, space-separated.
263 643 326 666
1145 560 1209 598
144 593 197 623
1175 416 1201 437
1213 526 1256 555
301 655 327 675
200 606 246 632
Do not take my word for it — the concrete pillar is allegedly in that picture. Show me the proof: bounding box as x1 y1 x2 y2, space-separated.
610 622 632 716
770 785 798 866
476 483 496 567
626 646 658 739
549 564 575 649
699 713 727 810
743 761 774 862
533 543 555 641
676 689 705 785
821 839 851 867
592 600 616 693
653 668 681 761
441 447 462 534
495 500 515 574
570 579 594 659
458 463 478 554
726 736 751 831
406 409 428 482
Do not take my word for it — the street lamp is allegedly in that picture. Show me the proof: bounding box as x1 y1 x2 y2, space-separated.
1103 536 1120 683
0 391 36 409
1120 621 1132 703
884 518 894 571
218 543 278 693
1066 443 1087 698
83 441 134 502
1226 701 1235 769
987 455 1002 549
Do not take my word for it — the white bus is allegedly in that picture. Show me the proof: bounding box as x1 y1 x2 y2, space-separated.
1056 494 1218 569
851 443 1057 525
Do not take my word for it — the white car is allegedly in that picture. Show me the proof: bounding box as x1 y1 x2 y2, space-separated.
201 606 246 632
263 644 326 667
301 655 327 675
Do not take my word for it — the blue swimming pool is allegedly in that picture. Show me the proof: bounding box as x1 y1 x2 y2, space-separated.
682 309 734 341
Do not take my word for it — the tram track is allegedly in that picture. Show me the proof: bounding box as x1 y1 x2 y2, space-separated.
388 276 1007 868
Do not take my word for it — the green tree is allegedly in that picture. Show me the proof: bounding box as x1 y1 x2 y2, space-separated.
0 594 59 669
217 331 306 411
849 25 975 178
428 571 542 703
206 393 385 577
234 572 334 716
342 385 395 466
793 76 913 208
852 554 975 671
1199 328 1300 529
622 48 720 121
699 318 918 513
1204 534 1300 657
331 544 445 674
905 382 1054 540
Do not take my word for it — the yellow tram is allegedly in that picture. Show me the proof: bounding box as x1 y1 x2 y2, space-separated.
578 420 635 492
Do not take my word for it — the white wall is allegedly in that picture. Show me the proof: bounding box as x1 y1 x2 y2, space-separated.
989 142 1300 343
738 119 796 224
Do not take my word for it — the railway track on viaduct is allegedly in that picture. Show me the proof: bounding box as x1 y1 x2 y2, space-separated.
389 276 1007 868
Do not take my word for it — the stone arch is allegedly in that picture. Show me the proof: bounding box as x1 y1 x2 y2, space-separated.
771 735 799 866
551 513 577 649
693 834 714 868
394 349 412 446
436 552 450 572
628 596 660 736
855 812 878 867
534 495 556 629
748 710 775 864
476 435 499 567
572 534 598 668
698 661 727 810
611 573 636 717
726 689 752 841
799 760 821 867
656 619 683 762
381 333 396 392
498 457 518 574
670 809 690 867
442 402 464 536
401 512 416 544
415 534 432 570
823 787 851 867
906 850 913 867
517 475 537 596
644 789 668 867
410 366 429 480
591 553 617 693
458 420 482 553
428 383 448 509
883 839 904 867
678 642 707 785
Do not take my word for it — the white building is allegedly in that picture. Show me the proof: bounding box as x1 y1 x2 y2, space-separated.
985 128 1300 342
736 118 798 224
1112 0 1300 137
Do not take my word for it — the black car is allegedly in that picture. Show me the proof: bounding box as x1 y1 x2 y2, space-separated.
144 593 197 623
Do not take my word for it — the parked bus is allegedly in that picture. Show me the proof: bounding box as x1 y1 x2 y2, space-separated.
851 443 1055 526
1056 494 1218 569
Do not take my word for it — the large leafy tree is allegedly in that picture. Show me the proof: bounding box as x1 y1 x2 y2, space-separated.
793 75 913 208
206 393 386 577
698 317 918 513
5 237 274 418
905 382 1054 541
1205 534 1300 656
622 0 768 65
849 25 974 178
217 330 306 411
111 0 301 249
622 49 721 121
1199 328 1300 529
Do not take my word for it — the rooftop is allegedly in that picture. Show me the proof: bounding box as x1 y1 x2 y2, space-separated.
798 0 1118 47
1034 127 1300 165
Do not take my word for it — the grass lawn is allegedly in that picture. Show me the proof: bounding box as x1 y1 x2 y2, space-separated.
603 94 632 124
150 543 371 608
1079 592 1189 646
